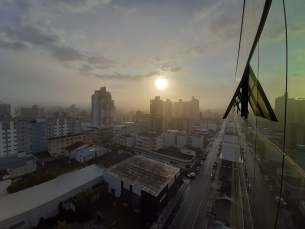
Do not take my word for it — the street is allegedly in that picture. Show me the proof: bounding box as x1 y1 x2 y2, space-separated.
168 123 226 229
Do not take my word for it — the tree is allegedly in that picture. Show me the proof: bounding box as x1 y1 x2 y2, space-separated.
204 139 209 148
56 220 70 229
75 189 93 220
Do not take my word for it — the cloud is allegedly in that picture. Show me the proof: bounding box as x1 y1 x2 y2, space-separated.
93 72 159 81
269 22 305 41
0 24 60 46
50 46 86 61
180 47 204 57
160 65 182 72
0 34 29 50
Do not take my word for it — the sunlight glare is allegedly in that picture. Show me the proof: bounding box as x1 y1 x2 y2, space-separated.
156 78 167 89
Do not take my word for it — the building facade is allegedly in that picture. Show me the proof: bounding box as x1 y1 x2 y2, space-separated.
136 132 164 151
48 133 91 157
92 87 114 128
20 105 44 119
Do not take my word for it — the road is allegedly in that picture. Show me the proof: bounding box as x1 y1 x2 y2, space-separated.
235 119 288 229
168 123 226 229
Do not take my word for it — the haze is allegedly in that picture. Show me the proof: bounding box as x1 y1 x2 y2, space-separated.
0 0 243 110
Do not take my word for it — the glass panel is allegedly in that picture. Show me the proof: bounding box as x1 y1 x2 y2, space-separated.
285 0 305 164
248 45 258 128
283 1 305 228
256 0 286 152
280 156 305 229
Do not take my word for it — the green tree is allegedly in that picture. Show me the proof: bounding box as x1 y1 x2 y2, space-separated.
56 220 70 229
204 139 209 148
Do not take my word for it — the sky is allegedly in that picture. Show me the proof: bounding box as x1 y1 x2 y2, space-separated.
0 0 244 111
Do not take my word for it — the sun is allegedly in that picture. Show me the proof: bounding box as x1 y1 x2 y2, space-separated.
156 78 167 89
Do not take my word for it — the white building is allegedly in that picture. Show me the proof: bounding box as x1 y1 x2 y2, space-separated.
92 87 114 128
0 165 104 229
75 147 108 164
164 130 203 149
0 120 17 157
208 124 217 132
113 125 128 144
120 134 136 149
136 132 164 151
195 128 210 136
123 122 142 134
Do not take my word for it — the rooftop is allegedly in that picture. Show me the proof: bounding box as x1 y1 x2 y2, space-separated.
157 146 195 160
64 141 86 152
195 128 209 132
48 133 87 140
77 147 108 157
0 155 36 171
0 164 104 221
183 146 202 152
105 155 179 197
137 132 162 138
121 134 135 138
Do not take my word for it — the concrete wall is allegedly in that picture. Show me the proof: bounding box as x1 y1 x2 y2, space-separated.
103 172 121 197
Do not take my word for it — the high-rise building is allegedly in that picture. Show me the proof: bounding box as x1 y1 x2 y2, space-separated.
92 87 114 128
20 105 44 119
173 99 188 117
132 110 150 132
163 99 173 117
188 96 199 116
150 96 165 133
0 102 15 117
66 104 80 117
150 96 163 117
0 116 17 157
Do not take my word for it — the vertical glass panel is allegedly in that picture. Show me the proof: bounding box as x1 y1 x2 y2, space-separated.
279 156 305 228
257 0 286 152
248 45 259 128
253 133 283 229
285 0 305 165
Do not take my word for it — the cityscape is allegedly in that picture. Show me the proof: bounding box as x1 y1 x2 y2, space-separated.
0 0 304 229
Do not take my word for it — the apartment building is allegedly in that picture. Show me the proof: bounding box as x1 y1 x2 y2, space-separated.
164 130 203 149
48 133 91 157
92 87 114 128
20 105 44 119
136 132 163 151
120 134 136 149
0 117 17 157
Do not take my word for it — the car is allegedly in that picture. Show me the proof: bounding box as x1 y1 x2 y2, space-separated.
188 172 196 178
210 173 213 180
269 185 274 191
264 175 269 181
196 166 200 172
200 160 203 165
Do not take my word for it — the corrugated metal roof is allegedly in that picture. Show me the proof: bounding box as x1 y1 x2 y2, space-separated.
0 164 104 221
105 155 179 197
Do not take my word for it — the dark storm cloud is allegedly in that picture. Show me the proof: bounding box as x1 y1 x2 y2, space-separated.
93 72 159 81
160 65 182 72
